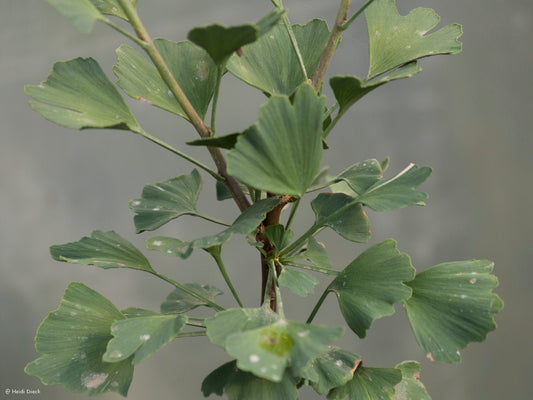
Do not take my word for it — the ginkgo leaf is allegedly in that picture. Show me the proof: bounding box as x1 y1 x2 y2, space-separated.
25 57 140 132
50 230 153 272
392 361 431 400
329 240 415 338
145 236 192 259
227 84 325 196
25 282 133 396
91 0 137 20
45 0 102 33
103 314 187 364
114 40 217 121
334 159 384 195
311 193 371 242
187 133 241 150
129 169 204 233
328 365 402 400
300 347 361 395
227 19 330 95
160 283 223 314
303 237 333 271
404 260 503 363
278 267 318 297
365 0 462 79
188 9 284 66
202 361 299 400
264 225 293 251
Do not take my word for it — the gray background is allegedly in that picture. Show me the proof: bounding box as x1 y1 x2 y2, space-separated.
1 0 531 399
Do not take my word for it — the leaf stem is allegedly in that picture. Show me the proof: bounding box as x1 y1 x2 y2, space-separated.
176 330 207 338
186 320 207 328
197 214 231 227
284 198 300 232
210 66 225 136
138 129 223 181
279 223 321 258
282 261 339 276
341 0 377 31
147 270 225 312
269 260 285 318
311 0 352 91
101 17 147 48
306 284 332 323
206 246 244 307
116 0 250 212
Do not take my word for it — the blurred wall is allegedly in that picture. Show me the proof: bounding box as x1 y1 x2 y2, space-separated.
1 1 531 399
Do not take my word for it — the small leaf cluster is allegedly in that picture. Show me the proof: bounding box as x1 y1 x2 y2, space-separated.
25 1 502 399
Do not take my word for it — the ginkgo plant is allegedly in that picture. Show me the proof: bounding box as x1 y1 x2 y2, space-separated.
24 0 503 399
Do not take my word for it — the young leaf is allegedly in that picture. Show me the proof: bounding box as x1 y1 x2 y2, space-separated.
227 19 330 95
103 315 187 364
202 361 298 400
50 230 153 272
303 237 333 271
392 361 431 400
146 236 192 259
278 267 319 297
328 366 402 400
355 164 432 211
114 40 217 121
264 225 293 251
300 347 362 395
25 57 141 132
189 195 281 249
188 9 284 66
364 0 462 80
187 132 241 149
129 169 204 233
227 84 325 196
160 283 223 314
45 0 102 34
311 193 371 243
404 260 503 363
329 240 415 338
25 282 133 396
225 320 344 381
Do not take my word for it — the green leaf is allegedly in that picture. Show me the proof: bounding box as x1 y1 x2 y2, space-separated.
114 40 217 120
50 230 153 272
146 236 192 259
392 361 431 400
278 267 318 297
303 237 333 271
25 57 140 132
335 159 384 195
45 0 102 34
329 240 415 338
225 320 343 381
25 282 133 396
328 366 402 400
202 361 298 400
190 197 281 249
364 0 462 80
227 83 325 196
161 283 223 314
206 307 280 348
186 133 241 149
129 169 204 233
188 9 284 65
404 260 503 363
227 19 330 95
264 225 293 251
300 347 362 395
352 164 431 211
121 308 159 318
311 193 371 242
91 0 137 21
330 62 421 117
103 315 187 364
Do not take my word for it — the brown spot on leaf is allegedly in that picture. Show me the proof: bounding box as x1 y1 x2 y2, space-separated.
413 372 420 380
426 352 435 362
350 358 363 375
318 241 326 249
137 96 152 105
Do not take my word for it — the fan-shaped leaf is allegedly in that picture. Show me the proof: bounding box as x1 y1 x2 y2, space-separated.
365 0 462 80
202 361 298 400
404 260 503 363
25 57 140 132
161 283 223 314
392 361 431 400
129 169 204 233
227 19 330 95
300 347 361 395
114 40 217 120
278 268 318 297
146 236 192 259
227 84 325 196
188 9 284 66
45 0 102 33
103 315 187 364
329 240 415 338
311 193 371 242
328 366 402 400
303 237 333 271
25 283 133 396
50 230 153 272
